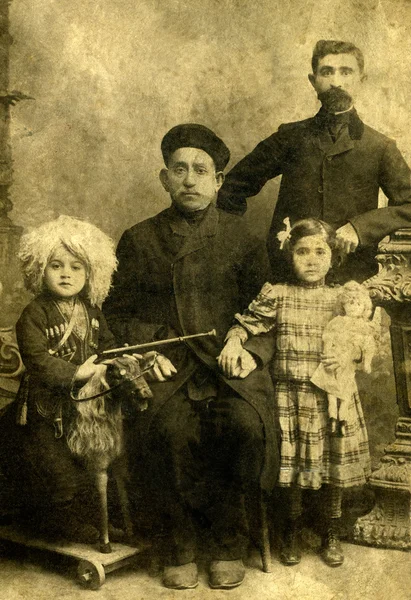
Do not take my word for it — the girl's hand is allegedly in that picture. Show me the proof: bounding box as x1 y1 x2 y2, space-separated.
75 354 106 381
321 354 342 374
218 338 257 378
322 342 362 374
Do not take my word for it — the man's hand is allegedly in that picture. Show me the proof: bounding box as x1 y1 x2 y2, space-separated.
218 338 257 379
335 223 359 254
144 352 177 382
233 349 258 379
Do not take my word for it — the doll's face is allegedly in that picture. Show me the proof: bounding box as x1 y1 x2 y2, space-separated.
343 297 364 318
44 246 87 300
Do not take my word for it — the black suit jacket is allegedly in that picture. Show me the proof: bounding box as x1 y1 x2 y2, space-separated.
218 109 411 282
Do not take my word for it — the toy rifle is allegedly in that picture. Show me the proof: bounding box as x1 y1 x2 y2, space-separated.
96 329 217 363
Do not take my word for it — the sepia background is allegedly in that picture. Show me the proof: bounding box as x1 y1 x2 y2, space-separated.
1 1 411 598
6 0 411 466
9 0 411 239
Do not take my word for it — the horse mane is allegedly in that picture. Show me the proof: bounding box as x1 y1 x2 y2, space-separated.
65 370 124 469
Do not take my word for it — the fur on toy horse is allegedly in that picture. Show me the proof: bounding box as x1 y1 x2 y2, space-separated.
67 355 153 553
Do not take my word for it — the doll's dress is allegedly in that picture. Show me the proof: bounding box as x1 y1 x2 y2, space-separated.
311 316 375 428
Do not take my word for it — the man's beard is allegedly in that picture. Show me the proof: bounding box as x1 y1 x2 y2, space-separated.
318 87 353 113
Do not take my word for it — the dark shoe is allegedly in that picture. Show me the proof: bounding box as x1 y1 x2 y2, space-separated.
162 562 198 589
320 527 344 567
209 559 245 589
280 519 301 566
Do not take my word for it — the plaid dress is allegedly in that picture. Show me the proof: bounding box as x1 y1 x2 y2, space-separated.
235 281 371 490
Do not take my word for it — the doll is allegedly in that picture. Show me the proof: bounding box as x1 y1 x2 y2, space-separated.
311 280 376 436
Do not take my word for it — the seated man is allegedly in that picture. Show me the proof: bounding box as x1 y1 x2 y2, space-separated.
103 124 278 590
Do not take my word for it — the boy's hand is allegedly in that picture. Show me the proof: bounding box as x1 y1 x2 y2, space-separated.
75 354 104 381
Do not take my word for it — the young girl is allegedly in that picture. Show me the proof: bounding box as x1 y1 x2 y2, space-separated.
0 215 149 542
218 218 372 568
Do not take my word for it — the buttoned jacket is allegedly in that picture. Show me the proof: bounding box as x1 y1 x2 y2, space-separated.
15 294 115 424
103 204 279 490
218 109 411 282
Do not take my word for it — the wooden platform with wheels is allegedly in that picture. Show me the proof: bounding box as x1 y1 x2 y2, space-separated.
0 523 147 589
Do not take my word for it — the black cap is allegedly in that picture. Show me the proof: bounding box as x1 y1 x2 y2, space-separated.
161 123 230 171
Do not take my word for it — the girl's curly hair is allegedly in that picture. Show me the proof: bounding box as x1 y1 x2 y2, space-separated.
19 215 117 306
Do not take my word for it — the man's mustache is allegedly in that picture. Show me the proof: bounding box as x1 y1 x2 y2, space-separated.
318 87 352 111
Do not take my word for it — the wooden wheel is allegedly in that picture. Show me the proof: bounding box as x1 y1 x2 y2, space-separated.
77 559 105 590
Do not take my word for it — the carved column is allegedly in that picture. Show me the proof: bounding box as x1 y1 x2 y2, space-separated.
353 229 411 549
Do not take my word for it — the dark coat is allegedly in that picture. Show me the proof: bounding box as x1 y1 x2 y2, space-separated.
103 204 279 490
217 109 411 282
0 295 116 506
14 294 115 424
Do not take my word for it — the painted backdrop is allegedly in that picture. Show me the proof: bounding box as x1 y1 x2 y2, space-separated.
6 0 411 461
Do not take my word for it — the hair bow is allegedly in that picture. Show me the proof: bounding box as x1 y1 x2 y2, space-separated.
277 217 292 250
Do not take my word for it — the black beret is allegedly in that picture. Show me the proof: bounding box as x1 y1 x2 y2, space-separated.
161 123 230 171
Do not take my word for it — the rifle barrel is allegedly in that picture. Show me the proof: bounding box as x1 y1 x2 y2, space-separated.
97 329 217 361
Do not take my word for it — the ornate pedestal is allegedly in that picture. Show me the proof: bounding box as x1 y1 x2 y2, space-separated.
0 324 23 407
354 230 411 549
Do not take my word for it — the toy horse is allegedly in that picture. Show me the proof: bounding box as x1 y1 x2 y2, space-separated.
66 356 151 553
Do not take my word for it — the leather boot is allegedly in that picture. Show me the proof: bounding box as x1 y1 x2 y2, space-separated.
162 562 199 589
280 519 301 566
320 520 344 567
209 559 245 589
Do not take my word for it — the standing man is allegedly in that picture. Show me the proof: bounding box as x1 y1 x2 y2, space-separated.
218 39 411 283
103 124 278 590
